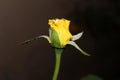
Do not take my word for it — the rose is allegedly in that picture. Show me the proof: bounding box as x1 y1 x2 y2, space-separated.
48 18 72 48
21 18 90 80
21 18 90 56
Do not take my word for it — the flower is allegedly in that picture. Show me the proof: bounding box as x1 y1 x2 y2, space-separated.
21 18 91 80
21 18 90 56
48 18 72 48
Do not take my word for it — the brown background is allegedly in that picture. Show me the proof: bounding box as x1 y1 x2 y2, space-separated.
0 0 120 80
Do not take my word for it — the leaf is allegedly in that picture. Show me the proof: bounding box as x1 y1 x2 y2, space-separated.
72 32 83 41
67 41 90 56
81 75 103 80
20 35 51 45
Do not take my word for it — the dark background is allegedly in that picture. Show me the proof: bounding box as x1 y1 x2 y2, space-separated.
0 0 120 80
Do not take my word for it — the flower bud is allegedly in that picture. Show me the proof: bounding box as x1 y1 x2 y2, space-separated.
48 18 72 48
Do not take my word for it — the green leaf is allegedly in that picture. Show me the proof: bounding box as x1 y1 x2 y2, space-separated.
72 32 83 41
81 75 103 80
20 35 50 45
67 41 90 56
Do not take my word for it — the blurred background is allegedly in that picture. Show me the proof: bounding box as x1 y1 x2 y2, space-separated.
0 0 120 80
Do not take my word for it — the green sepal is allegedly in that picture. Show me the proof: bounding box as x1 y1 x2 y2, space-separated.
72 32 83 41
49 28 64 48
20 35 51 45
67 41 90 56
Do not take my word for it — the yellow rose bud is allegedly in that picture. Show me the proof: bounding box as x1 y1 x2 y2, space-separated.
21 18 90 56
48 18 73 48
21 18 91 80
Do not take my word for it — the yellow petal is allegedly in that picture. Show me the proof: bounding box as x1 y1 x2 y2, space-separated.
48 18 72 46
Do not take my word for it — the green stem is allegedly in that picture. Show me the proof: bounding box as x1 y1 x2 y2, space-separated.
52 48 63 80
